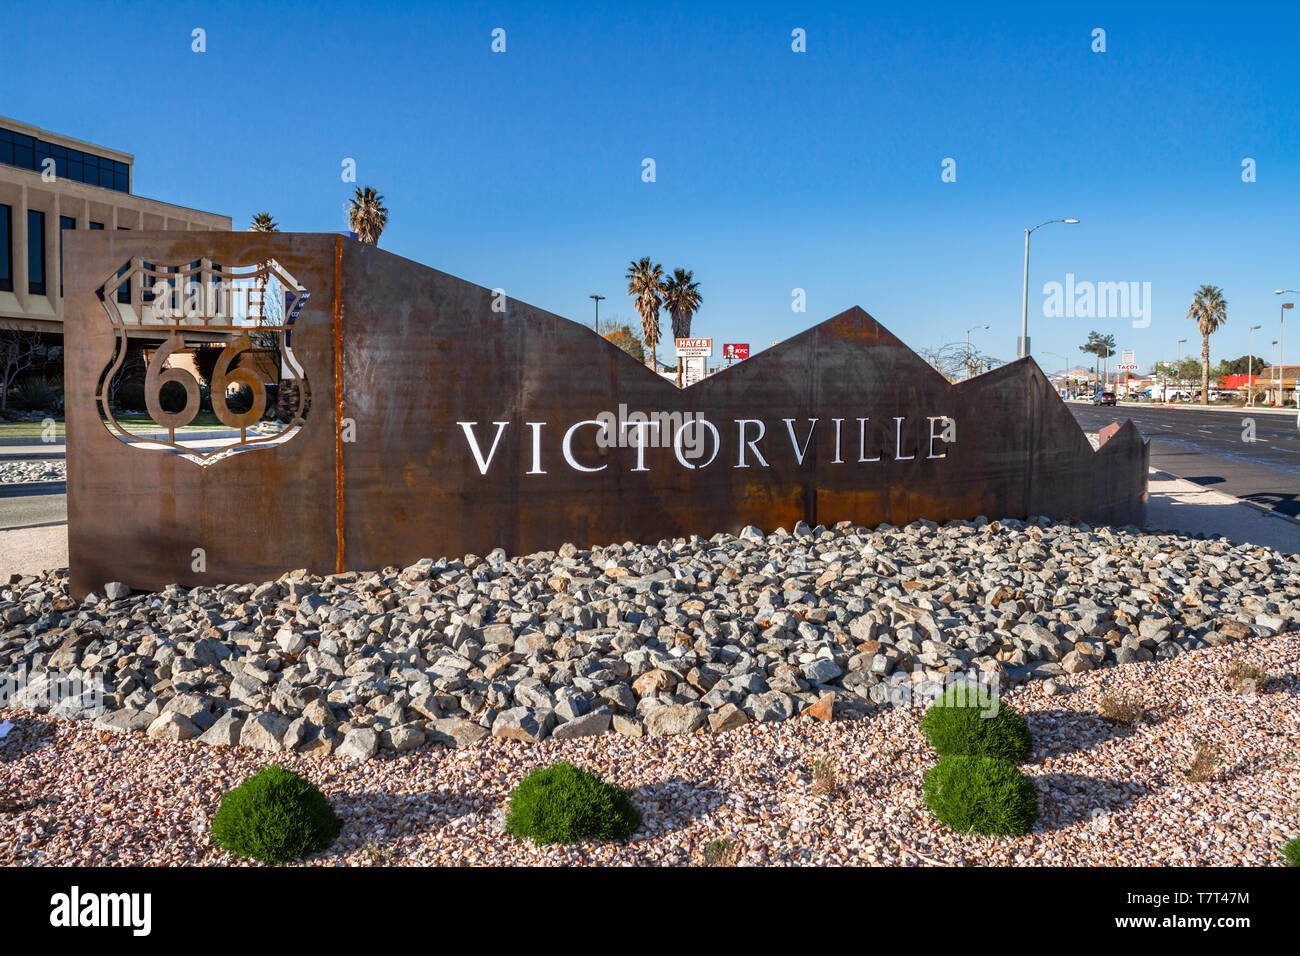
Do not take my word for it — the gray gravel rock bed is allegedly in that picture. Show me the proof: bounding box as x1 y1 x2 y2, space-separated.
0 459 66 484
3 516 1298 759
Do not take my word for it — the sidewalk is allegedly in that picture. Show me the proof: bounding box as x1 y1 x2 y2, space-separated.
1145 470 1300 554
0 524 68 580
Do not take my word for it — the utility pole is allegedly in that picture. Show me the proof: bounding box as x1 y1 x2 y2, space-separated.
589 294 605 332
1281 302 1294 406
1248 324 1261 407
1176 338 1187 403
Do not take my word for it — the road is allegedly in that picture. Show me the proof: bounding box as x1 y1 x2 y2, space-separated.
1070 403 1300 517
0 481 67 530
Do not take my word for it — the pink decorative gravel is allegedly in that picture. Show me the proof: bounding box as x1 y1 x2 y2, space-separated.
1 633 1296 866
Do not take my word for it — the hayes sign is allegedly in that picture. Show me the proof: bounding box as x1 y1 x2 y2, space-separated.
62 232 1149 595
674 337 712 358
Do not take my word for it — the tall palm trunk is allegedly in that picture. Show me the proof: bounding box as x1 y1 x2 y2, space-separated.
1201 335 1210 405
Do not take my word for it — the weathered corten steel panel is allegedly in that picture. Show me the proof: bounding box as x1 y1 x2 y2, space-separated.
63 233 1148 596
63 232 340 597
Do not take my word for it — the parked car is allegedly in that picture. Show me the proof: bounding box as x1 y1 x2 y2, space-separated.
1092 391 1117 406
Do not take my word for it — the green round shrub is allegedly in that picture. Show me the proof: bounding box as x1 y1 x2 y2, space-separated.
505 762 640 844
920 685 1033 761
923 755 1038 836
1284 837 1300 867
210 765 339 864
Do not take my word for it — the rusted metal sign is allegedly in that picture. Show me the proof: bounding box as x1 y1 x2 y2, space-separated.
63 232 1149 596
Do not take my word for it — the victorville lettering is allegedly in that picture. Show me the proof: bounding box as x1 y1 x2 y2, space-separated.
457 415 957 476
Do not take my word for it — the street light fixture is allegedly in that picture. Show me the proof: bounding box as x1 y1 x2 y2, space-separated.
1019 218 1079 359
589 294 605 332
965 324 989 379
1248 324 1262 407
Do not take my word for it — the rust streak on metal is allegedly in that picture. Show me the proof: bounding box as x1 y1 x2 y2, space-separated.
333 235 345 574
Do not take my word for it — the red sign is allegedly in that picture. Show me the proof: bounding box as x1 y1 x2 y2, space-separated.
723 343 750 361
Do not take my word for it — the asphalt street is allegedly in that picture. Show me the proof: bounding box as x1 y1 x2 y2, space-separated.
0 481 67 530
1070 403 1300 517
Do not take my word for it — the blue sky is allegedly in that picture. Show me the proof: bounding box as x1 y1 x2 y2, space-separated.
5 0 1299 372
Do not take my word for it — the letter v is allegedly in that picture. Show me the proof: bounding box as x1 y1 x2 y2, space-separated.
782 418 819 464
458 421 510 475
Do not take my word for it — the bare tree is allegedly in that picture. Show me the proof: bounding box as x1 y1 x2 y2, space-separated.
0 326 47 414
918 341 1001 381
107 347 146 410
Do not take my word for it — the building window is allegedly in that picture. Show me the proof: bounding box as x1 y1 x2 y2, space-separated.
0 125 131 193
89 221 104 230
28 209 46 296
59 215 75 297
13 133 34 171
0 204 11 292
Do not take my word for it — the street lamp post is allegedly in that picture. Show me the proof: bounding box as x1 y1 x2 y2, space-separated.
1275 293 1296 406
1020 218 1079 359
1248 324 1262 406
1038 350 1067 395
1175 338 1187 403
965 324 989 379
589 294 605 332
1273 341 1280 405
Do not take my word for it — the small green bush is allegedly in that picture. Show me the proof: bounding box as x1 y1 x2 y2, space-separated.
210 765 339 864
505 761 640 844
1284 838 1300 867
923 755 1038 836
920 685 1033 761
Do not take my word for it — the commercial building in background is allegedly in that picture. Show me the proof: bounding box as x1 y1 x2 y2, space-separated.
0 116 231 337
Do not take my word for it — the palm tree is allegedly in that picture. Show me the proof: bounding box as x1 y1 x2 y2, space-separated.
348 187 389 245
625 258 665 369
247 212 279 326
1078 331 1117 393
662 268 702 386
1186 284 1228 405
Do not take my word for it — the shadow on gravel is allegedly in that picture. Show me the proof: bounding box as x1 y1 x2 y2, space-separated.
329 787 465 846
630 776 727 835
0 713 57 761
1025 706 1176 761
1033 772 1148 829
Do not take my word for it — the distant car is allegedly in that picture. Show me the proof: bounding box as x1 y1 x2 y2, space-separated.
1092 391 1117 406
